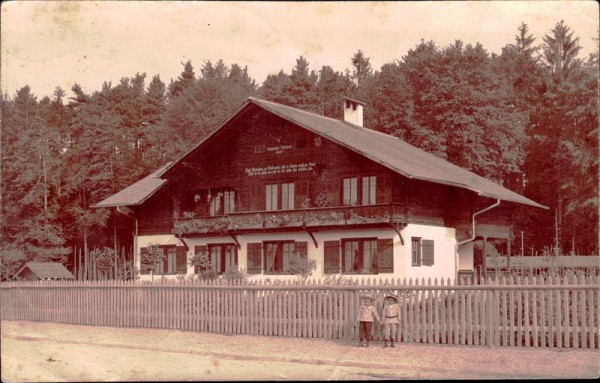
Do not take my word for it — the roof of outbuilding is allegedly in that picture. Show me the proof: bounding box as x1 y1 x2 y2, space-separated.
95 97 545 210
15 262 75 280
93 162 172 208
247 97 546 209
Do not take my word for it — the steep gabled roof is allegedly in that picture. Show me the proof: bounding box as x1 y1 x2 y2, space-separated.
96 97 546 210
94 162 172 208
14 262 75 280
247 97 546 209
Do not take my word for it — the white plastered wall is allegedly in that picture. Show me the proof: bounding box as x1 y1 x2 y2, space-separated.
398 223 458 282
136 223 459 282
458 242 474 271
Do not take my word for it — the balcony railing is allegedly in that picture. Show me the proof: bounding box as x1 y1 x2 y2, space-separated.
173 204 408 235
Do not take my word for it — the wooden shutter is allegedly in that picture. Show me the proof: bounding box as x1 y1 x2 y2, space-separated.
295 241 308 258
323 240 341 274
377 238 394 273
422 239 434 266
247 242 262 274
176 246 187 274
140 247 150 274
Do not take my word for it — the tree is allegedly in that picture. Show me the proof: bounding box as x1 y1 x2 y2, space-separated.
168 60 196 100
315 65 355 118
400 40 526 182
363 62 412 137
542 20 582 83
140 244 165 281
188 250 218 280
522 21 597 254
1 86 70 263
162 59 257 158
259 70 291 104
351 49 373 89
280 56 320 112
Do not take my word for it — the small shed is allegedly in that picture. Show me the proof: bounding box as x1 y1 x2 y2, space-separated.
13 262 75 281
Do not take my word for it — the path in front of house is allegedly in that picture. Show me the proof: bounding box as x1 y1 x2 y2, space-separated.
2 320 599 381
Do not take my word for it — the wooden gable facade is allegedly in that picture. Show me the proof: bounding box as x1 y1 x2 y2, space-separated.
135 105 504 238
98 97 543 281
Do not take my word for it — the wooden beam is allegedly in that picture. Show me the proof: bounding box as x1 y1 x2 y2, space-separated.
391 223 408 245
303 226 318 248
227 231 242 250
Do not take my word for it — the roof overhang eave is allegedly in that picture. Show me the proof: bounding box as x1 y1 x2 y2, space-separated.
92 180 168 209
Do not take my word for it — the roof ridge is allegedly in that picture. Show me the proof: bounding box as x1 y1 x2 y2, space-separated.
249 96 350 126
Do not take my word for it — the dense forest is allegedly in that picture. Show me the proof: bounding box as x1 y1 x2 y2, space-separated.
1 21 598 279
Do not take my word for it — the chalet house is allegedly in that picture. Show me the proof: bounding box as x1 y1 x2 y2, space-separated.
95 97 545 281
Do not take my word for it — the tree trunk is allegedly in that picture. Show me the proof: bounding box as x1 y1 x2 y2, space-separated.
42 153 48 212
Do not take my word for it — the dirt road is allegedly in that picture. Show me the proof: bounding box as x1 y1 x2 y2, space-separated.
2 321 598 381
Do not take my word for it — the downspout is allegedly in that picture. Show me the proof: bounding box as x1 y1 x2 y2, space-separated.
455 199 501 281
116 206 138 278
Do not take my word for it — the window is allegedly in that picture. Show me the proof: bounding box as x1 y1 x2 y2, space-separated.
264 241 295 274
362 176 376 205
265 182 295 211
166 247 177 274
281 183 295 210
342 238 377 274
224 191 235 214
140 245 187 275
343 177 358 206
208 189 235 216
207 244 238 274
265 184 278 211
209 194 221 216
412 238 435 267
411 237 421 266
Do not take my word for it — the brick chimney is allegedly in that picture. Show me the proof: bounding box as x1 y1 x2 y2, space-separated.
343 97 365 127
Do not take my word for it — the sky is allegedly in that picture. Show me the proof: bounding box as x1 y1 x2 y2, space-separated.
1 1 598 99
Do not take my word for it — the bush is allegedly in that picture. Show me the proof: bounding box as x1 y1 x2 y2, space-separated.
188 251 218 280
287 251 317 281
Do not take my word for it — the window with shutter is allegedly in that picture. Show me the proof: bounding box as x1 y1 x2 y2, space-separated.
411 237 422 266
422 239 435 266
176 246 187 274
247 243 262 274
341 238 377 274
323 240 341 274
377 238 394 273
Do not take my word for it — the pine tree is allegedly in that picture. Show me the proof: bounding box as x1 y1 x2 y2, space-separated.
523 21 597 254
315 65 355 118
280 56 320 112
168 60 196 100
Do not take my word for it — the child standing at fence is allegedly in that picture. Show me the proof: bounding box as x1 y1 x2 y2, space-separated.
382 293 400 348
357 294 380 347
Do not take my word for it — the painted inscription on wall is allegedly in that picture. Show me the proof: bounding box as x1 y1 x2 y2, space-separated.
245 162 316 177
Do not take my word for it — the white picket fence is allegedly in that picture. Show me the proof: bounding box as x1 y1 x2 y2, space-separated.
1 275 598 348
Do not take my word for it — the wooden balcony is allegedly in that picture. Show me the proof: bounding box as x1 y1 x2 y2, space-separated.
173 204 408 236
